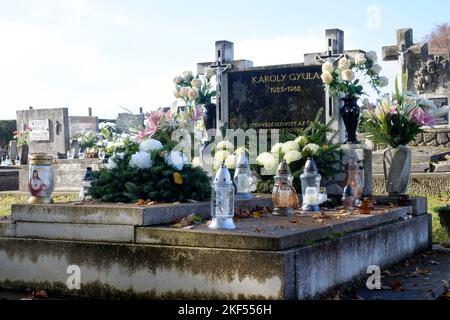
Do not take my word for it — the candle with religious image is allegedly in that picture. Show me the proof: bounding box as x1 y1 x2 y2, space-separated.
28 153 54 204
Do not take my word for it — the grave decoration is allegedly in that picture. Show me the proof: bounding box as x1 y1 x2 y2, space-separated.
361 73 450 196
27 153 54 204
254 111 341 194
321 51 389 144
173 69 216 107
89 95 211 203
272 160 298 217
300 158 327 212
209 164 236 230
13 124 30 164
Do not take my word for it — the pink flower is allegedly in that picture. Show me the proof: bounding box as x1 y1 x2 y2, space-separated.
390 105 398 115
410 107 435 126
138 125 158 141
191 106 205 121
165 110 174 120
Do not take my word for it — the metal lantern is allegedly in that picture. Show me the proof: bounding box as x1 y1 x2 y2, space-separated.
28 153 54 204
209 165 236 230
79 167 95 200
300 158 322 212
272 160 298 216
233 153 254 200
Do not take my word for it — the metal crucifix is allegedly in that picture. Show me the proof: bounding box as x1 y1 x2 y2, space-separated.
209 54 232 123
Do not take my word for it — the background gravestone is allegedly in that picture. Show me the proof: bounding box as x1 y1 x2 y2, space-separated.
116 113 144 134
69 116 99 138
227 65 325 132
383 28 450 127
16 108 70 157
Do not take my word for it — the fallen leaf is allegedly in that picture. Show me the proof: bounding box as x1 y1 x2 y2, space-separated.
391 280 404 292
251 210 264 218
255 227 263 233
136 199 146 206
32 290 48 299
173 172 183 185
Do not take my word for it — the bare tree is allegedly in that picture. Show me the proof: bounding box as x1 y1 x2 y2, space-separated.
424 23 450 54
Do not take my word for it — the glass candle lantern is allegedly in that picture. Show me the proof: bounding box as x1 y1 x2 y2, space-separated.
209 165 236 230
346 158 363 200
342 185 355 210
300 158 322 212
79 167 95 201
272 160 298 216
233 153 254 200
28 153 54 204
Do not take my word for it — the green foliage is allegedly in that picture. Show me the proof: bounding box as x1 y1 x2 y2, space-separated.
0 120 16 149
89 153 211 203
256 110 341 193
361 111 423 148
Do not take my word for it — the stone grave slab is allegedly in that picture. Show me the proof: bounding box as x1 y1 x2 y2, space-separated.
0 219 15 237
15 222 135 243
136 206 410 251
11 195 272 227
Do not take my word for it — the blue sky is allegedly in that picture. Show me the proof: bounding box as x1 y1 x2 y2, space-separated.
0 0 449 119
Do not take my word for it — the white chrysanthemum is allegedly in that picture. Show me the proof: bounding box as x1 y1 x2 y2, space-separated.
191 79 202 89
371 64 382 74
355 53 367 65
303 143 321 156
166 151 188 171
322 62 334 74
129 151 152 169
188 88 199 100
139 139 163 153
342 69 355 81
321 72 333 85
216 140 234 151
366 51 378 62
224 154 237 170
204 68 215 79
214 150 231 164
173 75 184 84
338 57 351 70
271 143 284 155
284 150 302 164
105 157 118 170
379 76 389 87
294 136 308 147
234 147 248 155
256 152 278 173
179 87 189 97
282 141 300 154
192 157 201 168
182 70 194 81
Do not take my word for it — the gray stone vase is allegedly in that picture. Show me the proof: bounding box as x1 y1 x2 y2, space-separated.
383 145 412 196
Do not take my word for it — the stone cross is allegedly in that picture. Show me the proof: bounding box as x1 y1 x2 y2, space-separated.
305 29 364 144
197 41 253 130
382 28 428 91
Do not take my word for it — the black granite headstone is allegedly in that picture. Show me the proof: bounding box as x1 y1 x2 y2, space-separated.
228 65 325 132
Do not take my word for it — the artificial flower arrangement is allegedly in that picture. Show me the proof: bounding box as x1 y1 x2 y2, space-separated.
321 51 389 98
88 73 213 203
173 69 216 106
361 74 450 147
193 110 341 194
88 132 211 204
13 124 31 147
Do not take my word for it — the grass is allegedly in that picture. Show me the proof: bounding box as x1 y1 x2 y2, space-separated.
0 193 79 217
426 194 450 245
0 192 449 244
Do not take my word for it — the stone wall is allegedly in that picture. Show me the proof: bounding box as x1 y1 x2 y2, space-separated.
410 128 450 148
373 173 450 195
